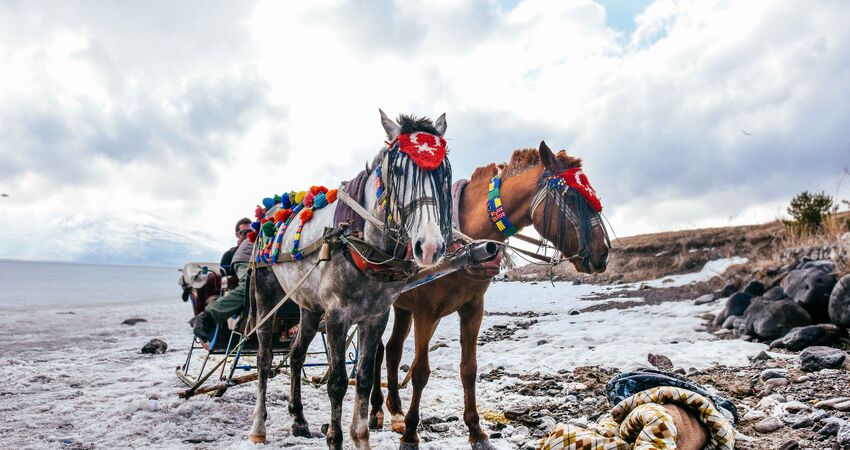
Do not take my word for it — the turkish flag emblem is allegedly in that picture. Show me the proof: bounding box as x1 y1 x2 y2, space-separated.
558 167 602 212
397 132 447 171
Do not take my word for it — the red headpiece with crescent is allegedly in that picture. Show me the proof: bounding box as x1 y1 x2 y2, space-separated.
395 132 447 171
556 167 602 213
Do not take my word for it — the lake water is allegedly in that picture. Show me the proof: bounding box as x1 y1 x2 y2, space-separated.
0 259 180 311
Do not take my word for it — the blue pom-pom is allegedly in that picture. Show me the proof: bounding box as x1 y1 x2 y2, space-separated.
280 192 291 209
262 197 276 209
251 221 261 231
313 192 328 209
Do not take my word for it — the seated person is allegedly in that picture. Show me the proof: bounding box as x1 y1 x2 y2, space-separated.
220 218 252 277
192 218 254 341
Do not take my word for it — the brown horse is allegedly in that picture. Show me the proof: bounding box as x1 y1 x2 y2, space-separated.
369 142 610 449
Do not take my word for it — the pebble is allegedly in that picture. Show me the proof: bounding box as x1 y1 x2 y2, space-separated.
781 401 811 414
742 410 766 422
141 338 168 355
815 397 850 411
751 350 773 361
838 424 850 445
817 421 840 439
764 378 789 389
789 416 813 429
777 440 799 450
753 417 784 433
694 293 716 305
760 368 789 381
794 375 811 383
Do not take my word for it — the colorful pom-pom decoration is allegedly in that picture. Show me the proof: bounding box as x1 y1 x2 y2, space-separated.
251 221 261 231
326 189 338 204
247 231 258 243
300 209 314 223
310 185 328 195
303 191 315 208
280 193 291 209
255 206 265 220
313 192 328 209
262 220 276 237
294 191 306 205
262 197 276 209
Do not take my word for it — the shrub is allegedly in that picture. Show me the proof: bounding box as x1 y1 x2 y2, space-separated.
785 191 834 236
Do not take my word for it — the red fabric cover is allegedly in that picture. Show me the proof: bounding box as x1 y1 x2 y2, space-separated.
397 132 447 171
557 167 603 213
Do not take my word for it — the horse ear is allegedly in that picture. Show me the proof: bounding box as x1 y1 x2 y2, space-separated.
379 109 401 140
539 140 561 171
434 113 447 136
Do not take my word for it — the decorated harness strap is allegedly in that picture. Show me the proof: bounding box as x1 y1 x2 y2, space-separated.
487 168 518 237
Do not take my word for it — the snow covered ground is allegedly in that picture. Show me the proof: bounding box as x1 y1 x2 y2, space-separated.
0 258 766 450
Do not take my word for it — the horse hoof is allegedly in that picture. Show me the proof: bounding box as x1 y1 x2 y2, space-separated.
390 414 406 433
369 412 384 430
248 434 267 444
399 441 419 450
292 425 312 438
470 439 497 450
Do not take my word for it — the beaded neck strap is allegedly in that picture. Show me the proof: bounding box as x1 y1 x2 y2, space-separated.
487 168 517 237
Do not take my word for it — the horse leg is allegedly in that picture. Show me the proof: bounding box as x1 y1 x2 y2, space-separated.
400 315 439 449
324 313 351 450
384 306 412 433
288 307 322 438
458 298 494 450
368 340 384 430
351 314 390 450
248 290 275 443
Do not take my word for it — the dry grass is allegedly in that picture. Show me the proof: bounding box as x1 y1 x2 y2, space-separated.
781 212 850 276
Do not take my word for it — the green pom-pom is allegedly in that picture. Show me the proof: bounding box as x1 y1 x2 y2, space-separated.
262 221 276 237
274 194 281 203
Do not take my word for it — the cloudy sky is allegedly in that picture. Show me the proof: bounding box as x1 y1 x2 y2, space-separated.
1 0 849 264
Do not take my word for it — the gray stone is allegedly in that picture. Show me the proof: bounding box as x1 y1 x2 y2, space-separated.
744 298 812 340
714 292 754 326
838 424 850 445
817 421 840 439
829 274 850 328
789 415 814 429
764 286 787 300
719 282 739 298
141 338 167 355
753 417 784 433
769 324 836 351
122 318 147 326
647 353 673 370
744 280 766 297
760 368 789 381
694 293 716 305
722 315 738 329
799 346 846 372
765 378 789 389
751 350 773 361
781 265 837 323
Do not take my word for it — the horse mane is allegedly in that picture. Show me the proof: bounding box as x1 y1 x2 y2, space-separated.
469 148 582 182
397 114 439 136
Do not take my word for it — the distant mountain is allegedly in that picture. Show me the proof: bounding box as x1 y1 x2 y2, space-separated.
0 209 223 267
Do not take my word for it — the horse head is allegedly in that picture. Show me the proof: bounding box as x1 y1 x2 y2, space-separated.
374 109 453 268
532 141 610 274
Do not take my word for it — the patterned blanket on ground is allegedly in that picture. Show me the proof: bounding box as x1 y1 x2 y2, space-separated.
537 386 735 450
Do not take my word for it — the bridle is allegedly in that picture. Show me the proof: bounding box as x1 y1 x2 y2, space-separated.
372 138 451 253
487 166 609 267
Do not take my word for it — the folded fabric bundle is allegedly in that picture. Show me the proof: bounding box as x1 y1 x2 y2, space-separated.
537 386 735 450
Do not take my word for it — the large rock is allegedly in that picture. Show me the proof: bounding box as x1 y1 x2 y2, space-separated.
744 280 766 297
763 286 787 301
799 346 846 372
769 324 840 351
714 292 754 326
781 263 837 323
141 338 168 355
744 298 812 340
829 274 850 328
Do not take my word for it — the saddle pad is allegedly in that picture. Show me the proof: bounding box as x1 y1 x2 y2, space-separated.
333 169 370 234
451 178 469 231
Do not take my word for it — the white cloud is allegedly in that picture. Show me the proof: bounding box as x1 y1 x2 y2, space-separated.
1 0 849 264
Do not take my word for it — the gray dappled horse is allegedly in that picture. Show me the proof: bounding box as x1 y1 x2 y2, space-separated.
249 111 453 450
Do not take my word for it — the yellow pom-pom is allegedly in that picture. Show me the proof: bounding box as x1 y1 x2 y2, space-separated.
294 191 306 204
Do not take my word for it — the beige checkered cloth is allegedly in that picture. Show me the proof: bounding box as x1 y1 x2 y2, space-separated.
537 387 735 450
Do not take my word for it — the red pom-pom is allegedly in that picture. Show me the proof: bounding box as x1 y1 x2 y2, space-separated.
300 209 314 223
255 206 265 220
260 218 268 224
326 189 338 204
303 191 315 208
247 231 258 243
273 209 291 223
310 185 328 195
279 209 292 222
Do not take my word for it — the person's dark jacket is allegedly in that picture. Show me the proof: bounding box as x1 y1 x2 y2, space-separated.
220 246 237 277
